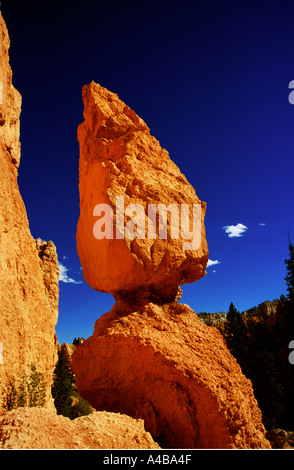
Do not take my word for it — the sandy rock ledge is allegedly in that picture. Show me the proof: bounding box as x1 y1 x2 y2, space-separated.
0 407 160 449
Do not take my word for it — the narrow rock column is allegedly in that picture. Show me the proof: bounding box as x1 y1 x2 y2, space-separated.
0 13 59 413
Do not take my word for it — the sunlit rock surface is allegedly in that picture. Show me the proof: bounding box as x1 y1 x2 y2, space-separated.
76 82 209 304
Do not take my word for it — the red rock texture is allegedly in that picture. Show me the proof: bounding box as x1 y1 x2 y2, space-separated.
72 302 271 449
0 13 21 168
0 407 160 449
0 13 59 413
76 82 209 303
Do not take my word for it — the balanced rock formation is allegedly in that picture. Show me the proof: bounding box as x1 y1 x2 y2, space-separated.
73 83 271 449
72 302 271 449
0 13 59 412
76 82 208 303
0 407 160 449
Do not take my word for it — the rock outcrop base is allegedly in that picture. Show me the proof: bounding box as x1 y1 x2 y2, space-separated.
72 302 271 449
0 407 160 449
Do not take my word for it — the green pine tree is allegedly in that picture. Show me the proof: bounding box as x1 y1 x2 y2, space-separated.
27 364 46 407
51 349 75 418
225 302 245 351
224 302 252 376
285 242 294 302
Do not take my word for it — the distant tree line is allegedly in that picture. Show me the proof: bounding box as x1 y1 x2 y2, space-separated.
2 364 46 411
223 242 294 430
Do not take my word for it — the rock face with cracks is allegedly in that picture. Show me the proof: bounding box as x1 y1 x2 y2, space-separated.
76 82 209 303
0 13 59 413
72 302 271 449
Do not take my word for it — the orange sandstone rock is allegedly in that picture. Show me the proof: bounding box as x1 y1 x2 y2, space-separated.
77 82 209 303
0 14 21 168
0 13 59 412
72 302 271 449
74 82 271 449
0 407 160 449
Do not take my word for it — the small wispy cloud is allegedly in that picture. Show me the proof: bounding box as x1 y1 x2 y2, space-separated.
59 263 82 285
207 259 221 268
223 223 248 238
258 222 266 226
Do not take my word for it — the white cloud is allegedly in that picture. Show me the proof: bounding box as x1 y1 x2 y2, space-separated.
207 259 221 268
59 263 82 285
223 223 248 238
258 222 266 226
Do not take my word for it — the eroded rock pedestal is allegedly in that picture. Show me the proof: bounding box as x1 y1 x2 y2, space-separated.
73 302 270 449
72 82 271 449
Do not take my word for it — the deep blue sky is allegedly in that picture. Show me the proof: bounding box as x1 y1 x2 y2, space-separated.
2 0 294 344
